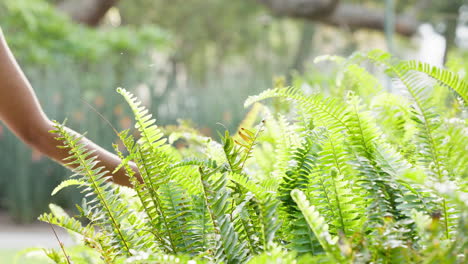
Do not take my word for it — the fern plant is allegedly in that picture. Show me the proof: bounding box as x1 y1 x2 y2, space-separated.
38 50 467 264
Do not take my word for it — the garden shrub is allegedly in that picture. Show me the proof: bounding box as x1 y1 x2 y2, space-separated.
0 0 170 222
38 50 467 263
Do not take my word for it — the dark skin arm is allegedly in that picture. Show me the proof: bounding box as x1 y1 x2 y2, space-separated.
0 29 140 187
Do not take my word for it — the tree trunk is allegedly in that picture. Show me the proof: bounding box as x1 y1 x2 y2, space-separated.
442 17 457 64
384 0 395 52
290 22 315 75
58 0 119 26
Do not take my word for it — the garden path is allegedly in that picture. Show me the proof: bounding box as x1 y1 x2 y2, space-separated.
0 211 73 249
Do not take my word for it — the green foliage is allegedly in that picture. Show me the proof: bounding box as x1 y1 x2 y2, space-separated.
0 0 169 222
291 189 346 263
117 0 295 79
40 51 467 263
0 0 274 223
0 34 274 223
51 179 85 196
0 0 168 64
402 60 468 103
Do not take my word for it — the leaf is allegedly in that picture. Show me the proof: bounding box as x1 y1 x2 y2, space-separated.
291 189 348 263
51 179 86 196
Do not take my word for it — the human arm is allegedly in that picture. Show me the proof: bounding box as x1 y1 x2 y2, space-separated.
0 30 140 187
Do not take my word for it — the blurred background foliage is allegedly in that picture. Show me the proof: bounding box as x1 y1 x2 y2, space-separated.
0 0 467 222
0 0 169 63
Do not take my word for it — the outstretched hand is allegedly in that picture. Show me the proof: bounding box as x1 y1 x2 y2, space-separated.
0 29 141 187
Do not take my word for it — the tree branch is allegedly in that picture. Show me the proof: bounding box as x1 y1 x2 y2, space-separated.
257 0 340 18
256 0 419 36
58 0 119 26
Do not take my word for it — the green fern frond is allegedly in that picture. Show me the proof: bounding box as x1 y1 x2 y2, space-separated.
232 194 263 255
115 129 168 249
370 93 417 161
166 158 219 173
278 134 318 215
163 158 218 196
43 248 68 264
39 51 467 263
39 204 91 238
235 121 265 171
118 89 184 253
364 51 447 181
221 121 265 176
291 189 348 263
159 183 201 254
51 179 86 196
446 122 468 179
229 173 272 198
342 96 417 237
116 131 171 251
51 122 136 257
189 196 215 259
228 172 280 251
245 87 350 135
258 194 281 249
363 50 456 239
39 205 113 263
221 130 244 174
315 54 383 98
199 169 250 263
345 94 382 156
117 87 172 187
261 109 300 181
285 212 322 256
276 134 323 255
341 64 383 97
168 130 227 166
117 88 168 151
246 243 298 264
314 127 364 236
403 60 468 103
